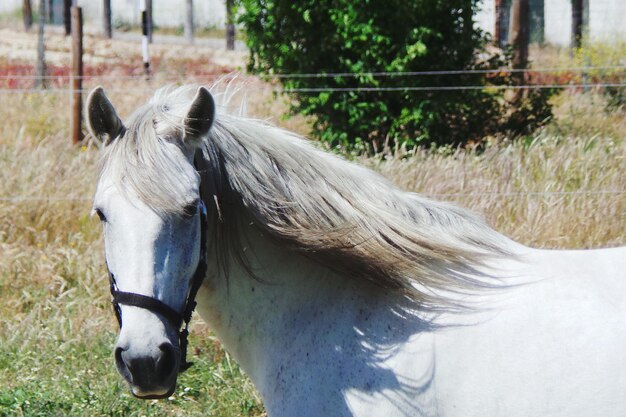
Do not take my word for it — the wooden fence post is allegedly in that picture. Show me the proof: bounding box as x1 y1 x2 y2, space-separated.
46 0 53 22
508 0 529 103
184 0 194 44
35 0 46 88
103 0 112 39
494 0 502 46
571 0 583 48
63 0 71 35
226 0 235 51
22 0 33 31
71 6 83 144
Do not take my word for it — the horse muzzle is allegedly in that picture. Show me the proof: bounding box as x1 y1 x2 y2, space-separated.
115 341 180 399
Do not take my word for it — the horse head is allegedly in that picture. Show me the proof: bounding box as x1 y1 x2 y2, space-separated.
86 86 214 398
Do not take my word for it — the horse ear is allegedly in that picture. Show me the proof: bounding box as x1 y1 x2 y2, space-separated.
86 86 125 145
183 86 215 145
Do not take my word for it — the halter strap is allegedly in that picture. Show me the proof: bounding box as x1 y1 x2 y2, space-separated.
107 155 208 373
112 291 183 327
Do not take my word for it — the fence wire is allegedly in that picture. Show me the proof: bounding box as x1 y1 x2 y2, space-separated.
0 82 624 95
0 65 624 81
283 83 626 93
1 190 624 204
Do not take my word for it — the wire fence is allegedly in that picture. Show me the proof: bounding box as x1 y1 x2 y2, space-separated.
283 83 626 93
1 190 624 204
0 83 624 95
1 65 624 94
263 66 626 79
1 65 625 80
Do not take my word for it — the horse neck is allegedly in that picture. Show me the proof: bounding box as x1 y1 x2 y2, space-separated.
195 219 433 399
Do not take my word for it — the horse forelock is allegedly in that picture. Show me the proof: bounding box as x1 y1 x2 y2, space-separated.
99 85 209 215
103 83 514 308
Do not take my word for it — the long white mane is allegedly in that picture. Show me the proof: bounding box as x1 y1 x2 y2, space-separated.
101 84 514 309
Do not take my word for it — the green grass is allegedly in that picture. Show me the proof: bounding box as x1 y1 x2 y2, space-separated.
0 331 262 416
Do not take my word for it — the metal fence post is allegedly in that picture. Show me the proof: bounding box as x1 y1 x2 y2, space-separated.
71 6 83 144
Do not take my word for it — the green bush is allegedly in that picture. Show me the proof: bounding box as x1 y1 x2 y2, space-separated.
239 0 553 152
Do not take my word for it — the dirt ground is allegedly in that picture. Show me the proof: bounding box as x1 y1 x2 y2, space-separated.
0 25 248 76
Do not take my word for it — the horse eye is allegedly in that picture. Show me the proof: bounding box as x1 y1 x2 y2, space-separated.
182 200 199 218
94 208 107 223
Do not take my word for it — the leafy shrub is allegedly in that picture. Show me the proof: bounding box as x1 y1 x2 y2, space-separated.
239 0 553 151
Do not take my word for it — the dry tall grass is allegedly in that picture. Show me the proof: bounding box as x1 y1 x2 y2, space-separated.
0 93 105 346
362 92 624 249
367 134 624 248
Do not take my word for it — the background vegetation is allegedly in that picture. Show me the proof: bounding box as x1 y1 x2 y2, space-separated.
239 0 553 151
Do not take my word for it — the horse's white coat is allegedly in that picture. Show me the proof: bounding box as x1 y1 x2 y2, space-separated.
196 220 626 417
88 85 626 416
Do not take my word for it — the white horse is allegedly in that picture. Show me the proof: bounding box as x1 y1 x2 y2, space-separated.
86 85 626 417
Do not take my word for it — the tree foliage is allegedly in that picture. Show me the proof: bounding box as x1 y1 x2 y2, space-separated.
239 0 551 151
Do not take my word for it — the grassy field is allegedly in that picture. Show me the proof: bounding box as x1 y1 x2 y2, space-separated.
0 28 624 416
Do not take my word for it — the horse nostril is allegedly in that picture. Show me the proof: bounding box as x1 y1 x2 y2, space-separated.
115 346 133 383
113 342 179 393
156 342 179 379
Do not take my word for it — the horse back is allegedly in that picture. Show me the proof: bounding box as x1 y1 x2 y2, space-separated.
433 246 626 417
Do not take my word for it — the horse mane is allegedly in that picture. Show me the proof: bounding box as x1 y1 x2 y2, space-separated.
102 84 514 309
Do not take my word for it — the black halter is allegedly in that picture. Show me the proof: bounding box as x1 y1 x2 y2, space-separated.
107 162 208 373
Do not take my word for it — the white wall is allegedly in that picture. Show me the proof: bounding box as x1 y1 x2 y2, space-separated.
476 0 626 46
78 0 226 29
5 0 625 45
1 0 227 28
1 0 28 13
588 0 626 43
544 0 572 46
544 0 626 46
